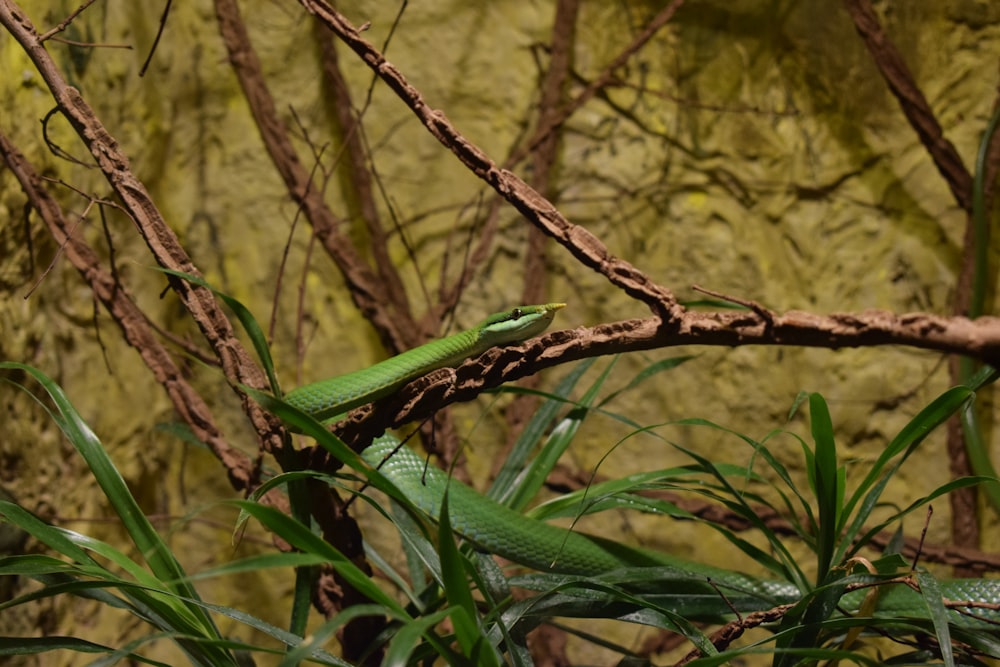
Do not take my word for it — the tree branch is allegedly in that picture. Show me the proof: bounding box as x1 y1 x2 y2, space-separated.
841 0 973 213
0 128 258 493
330 306 1000 449
0 0 282 448
300 0 682 322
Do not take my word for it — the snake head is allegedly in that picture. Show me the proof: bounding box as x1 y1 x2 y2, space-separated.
477 303 566 347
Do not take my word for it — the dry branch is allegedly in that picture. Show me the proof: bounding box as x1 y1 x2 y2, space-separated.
842 0 973 213
331 307 1000 450
0 0 282 450
301 0 683 321
214 0 413 354
0 129 257 492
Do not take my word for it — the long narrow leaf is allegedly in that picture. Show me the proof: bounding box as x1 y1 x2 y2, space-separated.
0 636 169 666
837 386 975 566
916 570 955 667
509 358 623 514
228 499 407 616
437 487 495 664
154 268 280 394
490 358 597 501
597 354 697 407
809 393 839 580
0 364 231 665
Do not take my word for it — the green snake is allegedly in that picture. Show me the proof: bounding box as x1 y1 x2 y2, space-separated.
284 304 1000 631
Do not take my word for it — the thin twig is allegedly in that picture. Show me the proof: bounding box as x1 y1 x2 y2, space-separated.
912 505 932 572
23 197 95 299
139 0 173 76
48 36 131 49
692 284 775 331
38 0 98 41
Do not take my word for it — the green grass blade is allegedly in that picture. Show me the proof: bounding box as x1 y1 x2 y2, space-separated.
381 608 467 667
182 598 347 663
786 390 810 420
154 268 280 393
228 499 407 616
286 493 315 642
847 476 990 559
808 393 840 580
0 500 97 567
0 364 232 665
958 366 999 513
685 646 883 667
502 578 718 655
2 567 336 665
276 604 390 666
437 487 497 665
505 358 617 512
157 270 330 641
747 430 816 540
381 498 443 591
490 358 597 505
182 552 340 582
0 576 133 615
838 386 973 563
915 570 955 667
969 99 1000 323
958 393 1000 512
670 441 805 586
0 636 170 665
153 270 321 641
596 354 697 407
527 466 708 521
2 365 196 587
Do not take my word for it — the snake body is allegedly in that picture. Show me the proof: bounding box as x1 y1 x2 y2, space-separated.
360 437 1000 628
285 304 566 423
360 434 798 613
284 304 1000 629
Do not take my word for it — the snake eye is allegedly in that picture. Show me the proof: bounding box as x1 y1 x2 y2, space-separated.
510 308 523 320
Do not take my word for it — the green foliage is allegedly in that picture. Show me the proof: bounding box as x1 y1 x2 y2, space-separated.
2 340 998 665
0 362 346 666
328 362 999 665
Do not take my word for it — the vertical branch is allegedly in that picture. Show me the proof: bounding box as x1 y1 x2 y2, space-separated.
504 5 580 661
947 83 1000 567
523 0 579 305
214 0 509 652
314 25 412 322
214 0 413 353
311 9 472 470
842 0 998 561
500 0 580 482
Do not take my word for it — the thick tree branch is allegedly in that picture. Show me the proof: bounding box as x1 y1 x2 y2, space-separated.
498 0 580 481
214 0 414 354
332 306 1000 448
313 26 412 323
